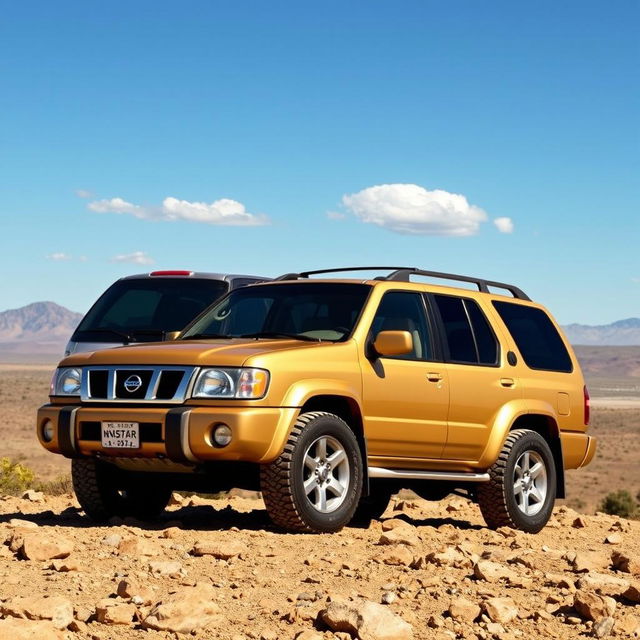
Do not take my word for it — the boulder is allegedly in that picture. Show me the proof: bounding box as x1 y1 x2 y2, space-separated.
117 578 156 605
19 534 73 562
142 582 223 634
376 545 414 567
448 597 480 623
191 540 244 559
0 595 73 630
95 599 137 625
576 572 630 595
474 560 516 583
573 590 616 622
148 560 184 577
377 530 419 547
623 582 640 604
483 597 519 624
612 550 640 575
0 618 66 639
321 599 414 640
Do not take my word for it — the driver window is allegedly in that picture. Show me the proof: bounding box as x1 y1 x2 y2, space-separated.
370 292 432 360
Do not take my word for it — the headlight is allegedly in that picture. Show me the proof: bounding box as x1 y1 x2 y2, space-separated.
192 368 269 399
54 367 82 396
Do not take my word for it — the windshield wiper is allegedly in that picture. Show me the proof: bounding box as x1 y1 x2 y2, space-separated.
181 333 235 340
129 330 166 338
91 328 134 343
238 331 320 342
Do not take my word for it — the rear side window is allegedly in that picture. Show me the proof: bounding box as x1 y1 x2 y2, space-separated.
433 294 498 365
493 301 573 372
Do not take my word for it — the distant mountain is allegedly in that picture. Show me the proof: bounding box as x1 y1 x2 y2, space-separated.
0 301 82 342
562 318 640 346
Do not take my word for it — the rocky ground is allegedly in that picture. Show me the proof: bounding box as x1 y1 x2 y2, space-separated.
0 492 639 640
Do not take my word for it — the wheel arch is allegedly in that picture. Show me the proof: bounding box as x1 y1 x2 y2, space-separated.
509 413 565 499
300 394 370 496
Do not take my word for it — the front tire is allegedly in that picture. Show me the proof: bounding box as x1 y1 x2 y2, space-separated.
260 412 363 533
72 459 172 522
477 429 556 533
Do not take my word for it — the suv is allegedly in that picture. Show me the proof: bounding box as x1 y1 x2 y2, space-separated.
65 270 268 355
38 267 595 534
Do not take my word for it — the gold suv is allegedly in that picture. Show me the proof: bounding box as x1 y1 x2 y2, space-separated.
38 267 596 533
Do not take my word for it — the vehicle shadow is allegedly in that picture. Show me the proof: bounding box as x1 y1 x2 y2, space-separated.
0 504 484 533
0 503 274 532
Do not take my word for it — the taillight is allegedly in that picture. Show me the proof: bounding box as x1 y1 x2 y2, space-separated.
150 270 193 276
584 385 590 426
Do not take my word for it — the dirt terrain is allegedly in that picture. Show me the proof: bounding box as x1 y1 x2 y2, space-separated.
1 492 639 639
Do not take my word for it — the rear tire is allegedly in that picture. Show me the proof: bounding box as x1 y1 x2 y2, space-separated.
477 429 556 533
72 459 171 521
260 412 363 533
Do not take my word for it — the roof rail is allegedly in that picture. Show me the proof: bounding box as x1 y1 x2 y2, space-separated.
274 267 410 281
384 268 530 300
274 266 530 300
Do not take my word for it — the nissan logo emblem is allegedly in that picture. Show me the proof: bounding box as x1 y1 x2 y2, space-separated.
123 374 143 393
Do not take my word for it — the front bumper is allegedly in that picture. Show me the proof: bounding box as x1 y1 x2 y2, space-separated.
37 404 298 465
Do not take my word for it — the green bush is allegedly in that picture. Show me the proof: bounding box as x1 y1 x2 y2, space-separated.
599 489 638 519
0 457 36 496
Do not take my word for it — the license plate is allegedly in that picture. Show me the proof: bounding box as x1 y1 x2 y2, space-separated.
101 422 140 449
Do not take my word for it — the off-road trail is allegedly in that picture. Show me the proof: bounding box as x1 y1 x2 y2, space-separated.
0 492 639 640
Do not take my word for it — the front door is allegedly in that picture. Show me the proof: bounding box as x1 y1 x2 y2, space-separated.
360 291 449 460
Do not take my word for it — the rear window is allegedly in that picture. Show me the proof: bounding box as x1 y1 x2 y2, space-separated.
493 301 573 372
74 278 228 342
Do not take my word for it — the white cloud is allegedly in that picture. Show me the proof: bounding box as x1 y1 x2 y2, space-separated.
88 195 269 226
109 251 155 266
632 277 640 284
89 197 143 216
342 183 488 236
46 252 72 261
327 211 346 220
493 217 514 234
75 189 93 198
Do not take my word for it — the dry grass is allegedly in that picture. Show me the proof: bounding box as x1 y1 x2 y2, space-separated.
1 366 638 513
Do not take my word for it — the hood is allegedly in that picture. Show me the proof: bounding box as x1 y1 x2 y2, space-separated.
59 338 338 367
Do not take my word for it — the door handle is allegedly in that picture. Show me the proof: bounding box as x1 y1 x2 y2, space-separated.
427 372 443 382
500 377 515 388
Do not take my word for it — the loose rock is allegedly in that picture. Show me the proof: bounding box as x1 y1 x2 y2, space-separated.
321 599 414 640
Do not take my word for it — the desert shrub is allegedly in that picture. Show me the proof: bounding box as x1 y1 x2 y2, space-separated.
599 489 638 519
0 457 36 496
35 474 73 496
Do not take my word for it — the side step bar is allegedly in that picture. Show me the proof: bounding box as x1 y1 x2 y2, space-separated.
368 467 490 482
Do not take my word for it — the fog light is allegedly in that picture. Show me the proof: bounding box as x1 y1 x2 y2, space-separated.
42 419 54 443
212 424 232 447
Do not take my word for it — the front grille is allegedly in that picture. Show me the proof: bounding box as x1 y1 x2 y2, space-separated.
88 370 108 397
79 421 163 442
115 370 153 399
81 366 196 403
156 371 185 399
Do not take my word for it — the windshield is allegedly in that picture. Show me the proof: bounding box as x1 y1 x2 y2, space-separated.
181 282 371 342
73 278 228 343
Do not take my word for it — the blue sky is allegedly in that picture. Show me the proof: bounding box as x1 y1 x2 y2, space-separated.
0 0 638 324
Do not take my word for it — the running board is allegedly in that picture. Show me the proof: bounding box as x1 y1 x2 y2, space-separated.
368 467 490 482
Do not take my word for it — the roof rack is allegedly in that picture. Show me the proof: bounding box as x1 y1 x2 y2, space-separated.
274 266 530 301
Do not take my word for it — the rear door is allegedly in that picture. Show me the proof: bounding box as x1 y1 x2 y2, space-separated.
429 293 521 462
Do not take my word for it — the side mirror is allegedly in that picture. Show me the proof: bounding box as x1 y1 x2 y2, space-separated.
372 330 413 357
164 331 181 341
